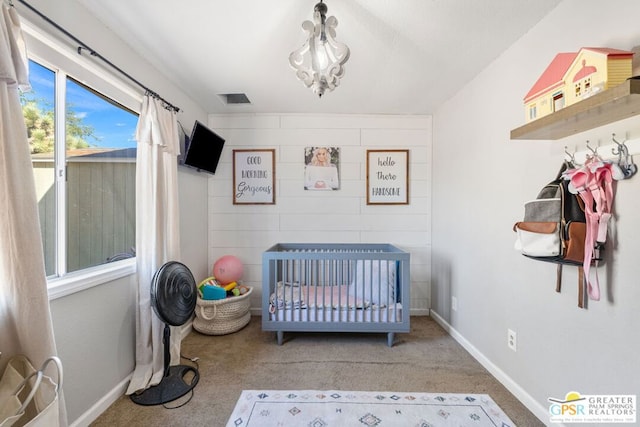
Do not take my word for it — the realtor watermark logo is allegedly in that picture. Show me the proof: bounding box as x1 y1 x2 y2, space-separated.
548 391 636 423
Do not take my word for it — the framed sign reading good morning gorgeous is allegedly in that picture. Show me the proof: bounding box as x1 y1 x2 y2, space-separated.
233 149 276 204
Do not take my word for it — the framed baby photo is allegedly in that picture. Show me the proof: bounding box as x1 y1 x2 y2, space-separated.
304 146 340 190
366 149 409 205
232 149 276 204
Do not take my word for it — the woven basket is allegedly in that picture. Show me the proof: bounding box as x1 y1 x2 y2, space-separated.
193 286 252 335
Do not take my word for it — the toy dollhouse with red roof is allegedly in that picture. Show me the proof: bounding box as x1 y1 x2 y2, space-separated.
524 47 634 123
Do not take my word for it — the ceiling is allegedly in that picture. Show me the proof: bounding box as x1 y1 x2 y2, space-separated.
79 0 562 115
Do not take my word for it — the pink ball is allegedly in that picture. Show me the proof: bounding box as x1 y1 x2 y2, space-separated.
212 255 243 285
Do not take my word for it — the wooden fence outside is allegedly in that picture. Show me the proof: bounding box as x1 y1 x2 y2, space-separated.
33 153 136 276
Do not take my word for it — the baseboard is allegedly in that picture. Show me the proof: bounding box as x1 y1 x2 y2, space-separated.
181 319 193 338
69 374 131 427
71 322 195 426
429 309 555 426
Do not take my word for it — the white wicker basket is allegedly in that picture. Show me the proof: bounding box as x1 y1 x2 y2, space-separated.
193 286 252 335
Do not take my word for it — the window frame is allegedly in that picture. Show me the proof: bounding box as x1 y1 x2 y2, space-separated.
21 20 142 299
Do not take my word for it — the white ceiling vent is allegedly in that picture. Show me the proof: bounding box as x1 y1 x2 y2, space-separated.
219 93 251 105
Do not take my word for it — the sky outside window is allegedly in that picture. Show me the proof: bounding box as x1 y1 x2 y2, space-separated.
27 60 138 151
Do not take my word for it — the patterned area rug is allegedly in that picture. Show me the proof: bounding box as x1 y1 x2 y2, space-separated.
226 390 515 426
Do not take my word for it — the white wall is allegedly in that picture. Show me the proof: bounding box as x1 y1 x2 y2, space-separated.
432 0 640 423
207 114 432 314
16 0 210 424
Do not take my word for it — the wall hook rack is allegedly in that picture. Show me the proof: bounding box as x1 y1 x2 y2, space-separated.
564 145 578 166
611 133 637 179
585 140 599 156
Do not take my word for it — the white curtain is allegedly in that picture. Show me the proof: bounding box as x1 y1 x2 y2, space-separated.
126 95 182 394
0 3 67 425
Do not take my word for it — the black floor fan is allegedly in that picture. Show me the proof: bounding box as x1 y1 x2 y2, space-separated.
131 261 200 406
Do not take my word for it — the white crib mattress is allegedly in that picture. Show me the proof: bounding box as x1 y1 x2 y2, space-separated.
269 303 403 323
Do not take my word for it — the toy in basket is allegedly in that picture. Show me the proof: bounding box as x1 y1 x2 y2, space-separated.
193 285 252 335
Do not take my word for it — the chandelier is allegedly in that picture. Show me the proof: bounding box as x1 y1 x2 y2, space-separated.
289 0 350 97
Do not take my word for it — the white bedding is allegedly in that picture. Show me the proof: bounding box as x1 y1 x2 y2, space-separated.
269 304 403 323
349 259 396 305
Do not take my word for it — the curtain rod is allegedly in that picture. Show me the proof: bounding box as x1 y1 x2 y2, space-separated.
16 0 180 113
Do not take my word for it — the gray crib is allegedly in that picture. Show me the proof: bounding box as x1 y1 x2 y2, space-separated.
262 243 410 347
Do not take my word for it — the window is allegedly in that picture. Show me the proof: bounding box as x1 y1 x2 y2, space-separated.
24 59 138 279
529 104 537 120
552 92 565 112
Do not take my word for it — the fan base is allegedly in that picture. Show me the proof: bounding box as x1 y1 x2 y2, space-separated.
130 365 200 406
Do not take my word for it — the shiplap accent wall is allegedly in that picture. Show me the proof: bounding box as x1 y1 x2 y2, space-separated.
207 114 432 314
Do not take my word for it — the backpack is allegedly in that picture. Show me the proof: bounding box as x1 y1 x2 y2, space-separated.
513 162 601 308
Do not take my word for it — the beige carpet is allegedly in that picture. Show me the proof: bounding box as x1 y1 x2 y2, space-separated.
91 316 544 426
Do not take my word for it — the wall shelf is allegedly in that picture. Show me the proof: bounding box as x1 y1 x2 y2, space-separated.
510 78 640 140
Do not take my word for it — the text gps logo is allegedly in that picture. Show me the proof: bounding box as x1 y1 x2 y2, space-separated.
549 391 636 423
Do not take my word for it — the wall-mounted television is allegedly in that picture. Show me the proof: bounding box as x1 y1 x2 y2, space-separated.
182 120 225 175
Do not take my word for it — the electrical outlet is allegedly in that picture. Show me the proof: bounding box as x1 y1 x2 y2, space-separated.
451 296 458 311
508 329 517 351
